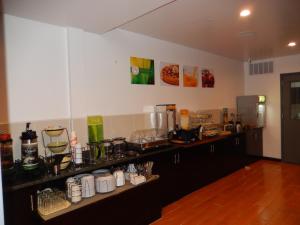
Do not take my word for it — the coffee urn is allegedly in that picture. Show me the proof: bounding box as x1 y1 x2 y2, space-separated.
155 104 176 138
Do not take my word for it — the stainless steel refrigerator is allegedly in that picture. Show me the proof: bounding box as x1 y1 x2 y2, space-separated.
236 95 266 128
237 95 266 157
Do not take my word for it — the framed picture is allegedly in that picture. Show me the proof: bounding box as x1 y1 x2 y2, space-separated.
201 68 215 88
130 57 155 85
183 65 198 87
160 62 179 86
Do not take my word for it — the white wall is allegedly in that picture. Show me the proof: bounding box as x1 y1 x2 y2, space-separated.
69 28 244 118
4 15 69 123
4 14 244 123
244 54 300 159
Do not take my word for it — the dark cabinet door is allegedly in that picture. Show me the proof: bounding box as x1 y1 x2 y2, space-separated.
4 187 39 225
143 150 180 206
177 146 209 195
246 128 263 156
210 140 226 180
179 141 225 193
176 147 203 196
222 134 246 175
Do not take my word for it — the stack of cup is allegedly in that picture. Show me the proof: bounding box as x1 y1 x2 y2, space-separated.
71 184 81 203
66 177 82 203
81 175 95 198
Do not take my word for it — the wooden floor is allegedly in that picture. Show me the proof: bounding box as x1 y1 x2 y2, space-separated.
151 160 300 225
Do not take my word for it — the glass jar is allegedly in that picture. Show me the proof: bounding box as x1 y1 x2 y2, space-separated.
112 137 126 159
87 142 100 163
102 139 113 161
180 109 190 130
0 134 14 170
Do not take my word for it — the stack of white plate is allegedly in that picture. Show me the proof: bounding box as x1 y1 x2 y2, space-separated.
95 174 116 193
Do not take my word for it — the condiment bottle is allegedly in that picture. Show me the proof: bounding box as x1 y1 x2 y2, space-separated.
74 143 83 165
70 131 78 162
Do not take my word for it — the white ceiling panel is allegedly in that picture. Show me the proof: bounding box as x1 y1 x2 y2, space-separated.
3 0 176 33
3 0 300 61
122 0 300 61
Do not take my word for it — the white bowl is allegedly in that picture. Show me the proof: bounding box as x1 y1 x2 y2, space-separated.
45 127 64 137
47 141 68 154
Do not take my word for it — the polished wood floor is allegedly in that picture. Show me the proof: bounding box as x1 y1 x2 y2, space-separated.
152 160 300 225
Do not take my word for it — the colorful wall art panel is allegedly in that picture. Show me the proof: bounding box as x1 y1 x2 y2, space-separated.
130 57 155 85
183 65 198 87
201 69 215 88
160 62 180 86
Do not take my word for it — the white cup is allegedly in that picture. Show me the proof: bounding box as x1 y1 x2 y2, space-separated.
113 170 125 187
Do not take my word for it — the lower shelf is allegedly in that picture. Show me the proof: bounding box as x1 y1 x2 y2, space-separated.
39 175 159 222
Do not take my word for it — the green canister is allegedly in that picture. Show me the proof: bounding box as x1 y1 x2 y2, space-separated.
87 115 104 143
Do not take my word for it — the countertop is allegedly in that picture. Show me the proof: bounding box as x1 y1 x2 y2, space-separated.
2 132 243 192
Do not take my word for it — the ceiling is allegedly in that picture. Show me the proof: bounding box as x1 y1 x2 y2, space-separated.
3 0 175 33
3 0 300 61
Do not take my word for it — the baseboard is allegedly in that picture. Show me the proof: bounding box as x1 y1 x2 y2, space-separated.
262 156 282 162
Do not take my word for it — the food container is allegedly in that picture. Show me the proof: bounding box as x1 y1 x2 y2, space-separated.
87 116 103 143
130 175 146 186
86 142 100 163
0 134 14 170
112 137 126 159
102 139 113 160
20 122 39 171
180 109 190 130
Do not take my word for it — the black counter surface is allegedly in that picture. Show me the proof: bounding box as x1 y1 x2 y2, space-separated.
2 145 180 192
2 133 241 192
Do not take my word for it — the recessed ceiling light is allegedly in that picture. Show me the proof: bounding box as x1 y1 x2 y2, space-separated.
240 9 251 17
288 42 296 47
